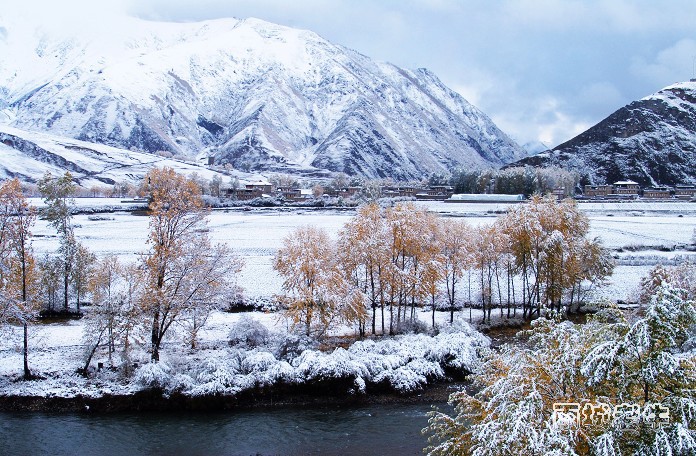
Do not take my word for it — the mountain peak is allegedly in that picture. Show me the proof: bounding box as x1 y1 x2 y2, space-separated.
1 16 524 180
512 81 696 186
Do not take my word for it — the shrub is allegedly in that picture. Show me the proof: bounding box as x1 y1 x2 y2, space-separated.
228 315 271 348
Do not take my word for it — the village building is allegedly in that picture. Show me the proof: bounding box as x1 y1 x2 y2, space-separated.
584 184 613 198
612 180 640 196
337 186 362 199
674 184 696 200
414 185 454 201
381 186 417 198
246 181 273 194
643 186 672 199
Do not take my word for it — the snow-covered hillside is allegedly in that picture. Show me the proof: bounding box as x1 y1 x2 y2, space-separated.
514 81 696 186
0 124 232 187
0 15 525 180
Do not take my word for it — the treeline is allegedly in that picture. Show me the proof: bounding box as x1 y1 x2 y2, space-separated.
273 196 614 338
0 169 241 377
429 166 580 197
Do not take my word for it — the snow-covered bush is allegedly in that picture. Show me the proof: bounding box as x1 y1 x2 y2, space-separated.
273 331 316 361
228 315 271 348
426 332 485 371
393 318 430 335
240 351 277 374
134 362 172 389
292 348 370 382
185 358 239 395
126 323 490 397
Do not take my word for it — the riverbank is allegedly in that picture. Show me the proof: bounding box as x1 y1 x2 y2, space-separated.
0 311 492 413
0 378 465 413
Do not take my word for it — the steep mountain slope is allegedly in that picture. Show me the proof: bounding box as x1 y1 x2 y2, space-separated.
0 16 524 180
0 125 231 188
514 81 696 186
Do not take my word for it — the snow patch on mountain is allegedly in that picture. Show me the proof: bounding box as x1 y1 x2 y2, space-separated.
0 124 233 187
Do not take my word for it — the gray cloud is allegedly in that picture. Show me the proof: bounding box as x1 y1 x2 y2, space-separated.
7 0 696 148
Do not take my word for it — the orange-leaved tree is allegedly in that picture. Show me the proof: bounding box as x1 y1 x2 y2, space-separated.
274 225 351 337
0 178 39 379
140 167 240 362
338 203 390 336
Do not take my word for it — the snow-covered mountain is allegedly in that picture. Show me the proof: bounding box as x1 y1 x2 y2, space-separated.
0 16 525 181
0 124 233 188
514 81 696 186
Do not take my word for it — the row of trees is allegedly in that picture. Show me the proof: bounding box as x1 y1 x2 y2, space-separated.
0 168 242 378
443 166 581 197
273 197 613 338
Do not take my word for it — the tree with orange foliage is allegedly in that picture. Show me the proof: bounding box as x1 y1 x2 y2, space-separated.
274 225 355 337
437 219 473 324
140 168 240 362
501 196 612 318
384 202 440 333
338 203 390 336
0 178 39 379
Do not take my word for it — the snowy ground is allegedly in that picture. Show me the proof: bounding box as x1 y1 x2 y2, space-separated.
0 308 490 399
27 199 696 302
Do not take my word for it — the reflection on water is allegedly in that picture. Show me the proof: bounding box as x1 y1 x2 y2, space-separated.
1 401 450 456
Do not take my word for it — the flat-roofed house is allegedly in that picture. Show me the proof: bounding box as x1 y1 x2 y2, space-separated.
584 184 613 198
613 180 640 196
643 187 672 199
674 185 696 200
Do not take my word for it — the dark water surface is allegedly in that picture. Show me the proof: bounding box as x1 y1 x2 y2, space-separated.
1 401 449 455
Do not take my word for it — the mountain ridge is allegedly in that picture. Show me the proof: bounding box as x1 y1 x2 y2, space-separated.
0 15 526 180
512 81 696 187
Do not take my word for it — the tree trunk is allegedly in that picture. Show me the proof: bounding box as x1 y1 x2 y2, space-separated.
151 311 161 362
431 294 436 329
83 326 107 374
64 261 70 310
23 322 31 379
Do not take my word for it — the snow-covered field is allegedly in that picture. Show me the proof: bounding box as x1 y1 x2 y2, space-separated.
28 199 696 302
0 308 490 399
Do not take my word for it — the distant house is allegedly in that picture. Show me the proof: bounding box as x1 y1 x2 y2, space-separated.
643 187 672 199
551 187 567 200
382 186 417 198
276 187 302 201
337 186 362 199
584 184 613 198
413 186 454 201
246 181 273 194
223 180 274 201
227 187 264 201
613 180 640 196
674 185 696 200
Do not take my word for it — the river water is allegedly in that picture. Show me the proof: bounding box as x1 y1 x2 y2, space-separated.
0 401 450 455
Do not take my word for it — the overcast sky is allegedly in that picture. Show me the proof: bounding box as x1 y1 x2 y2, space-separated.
7 0 696 148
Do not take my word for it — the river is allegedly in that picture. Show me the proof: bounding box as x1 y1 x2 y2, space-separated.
0 401 450 455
